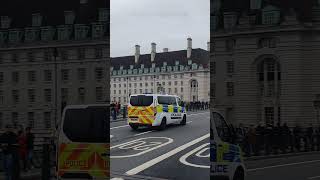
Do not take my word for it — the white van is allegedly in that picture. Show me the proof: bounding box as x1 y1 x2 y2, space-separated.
57 104 109 179
210 110 246 180
128 94 187 130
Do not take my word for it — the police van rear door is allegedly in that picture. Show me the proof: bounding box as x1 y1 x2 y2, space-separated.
58 105 109 179
211 111 242 179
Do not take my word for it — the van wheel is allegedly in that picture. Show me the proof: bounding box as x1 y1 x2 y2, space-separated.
233 168 244 180
180 115 186 125
159 118 167 130
130 124 139 130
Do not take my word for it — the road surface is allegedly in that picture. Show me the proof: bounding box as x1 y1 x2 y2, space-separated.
110 111 210 180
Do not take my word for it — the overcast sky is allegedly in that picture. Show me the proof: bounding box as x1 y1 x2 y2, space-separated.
110 0 209 57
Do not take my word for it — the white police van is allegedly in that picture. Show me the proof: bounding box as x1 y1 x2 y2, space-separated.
210 110 246 180
127 94 187 130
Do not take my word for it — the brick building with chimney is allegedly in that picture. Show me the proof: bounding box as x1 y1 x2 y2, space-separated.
110 38 210 104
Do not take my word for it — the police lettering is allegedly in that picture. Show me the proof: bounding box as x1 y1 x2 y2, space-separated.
212 165 228 173
65 160 87 167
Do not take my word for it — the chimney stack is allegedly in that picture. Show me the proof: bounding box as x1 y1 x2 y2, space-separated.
135 45 140 64
187 37 192 59
163 48 169 52
207 41 210 52
151 42 156 62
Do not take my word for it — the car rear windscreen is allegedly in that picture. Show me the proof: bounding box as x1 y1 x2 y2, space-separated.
63 107 108 143
130 95 153 106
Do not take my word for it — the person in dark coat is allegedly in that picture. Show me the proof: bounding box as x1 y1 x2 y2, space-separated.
25 127 35 170
0 124 19 180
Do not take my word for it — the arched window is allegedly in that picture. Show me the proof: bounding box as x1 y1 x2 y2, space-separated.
258 38 277 49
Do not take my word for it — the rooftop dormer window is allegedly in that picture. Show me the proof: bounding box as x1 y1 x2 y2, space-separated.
25 28 39 42
163 62 167 67
92 23 104 38
1 16 11 29
130 65 133 69
99 8 109 22
75 24 89 40
41 27 54 41
57 25 71 40
188 60 192 65
175 61 179 66
152 63 155 68
211 15 219 31
141 64 144 69
262 5 280 25
32 13 42 27
250 0 262 10
64 11 75 25
9 29 22 43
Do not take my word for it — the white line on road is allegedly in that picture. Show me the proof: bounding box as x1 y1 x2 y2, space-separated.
125 133 210 176
186 121 193 124
247 159 320 172
309 176 320 179
133 131 153 137
110 135 114 138
111 125 129 130
179 143 210 168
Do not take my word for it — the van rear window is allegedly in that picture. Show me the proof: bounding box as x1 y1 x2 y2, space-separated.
63 107 108 143
130 95 153 106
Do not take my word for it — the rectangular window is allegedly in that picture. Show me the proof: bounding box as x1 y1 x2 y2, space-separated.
181 87 183 93
0 90 3 104
174 81 178 86
61 88 68 102
95 67 103 81
78 48 85 59
12 90 19 104
44 89 52 102
28 71 36 82
44 70 52 82
145 83 148 87
11 112 18 128
227 61 234 74
96 87 103 101
95 48 103 58
27 52 34 62
158 96 177 105
12 53 18 63
44 112 51 129
0 112 2 128
265 107 274 125
63 107 108 143
175 88 177 93
181 81 183 86
12 71 19 83
211 83 216 98
227 82 234 96
78 87 85 103
0 72 3 83
114 90 116 94
129 95 153 106
77 68 86 81
119 84 121 88
168 82 172 86
61 69 69 81
140 83 142 87
27 112 35 128
28 89 36 103
211 61 216 74
60 50 68 60
119 90 121 94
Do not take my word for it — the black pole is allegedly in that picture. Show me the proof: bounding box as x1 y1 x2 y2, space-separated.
42 141 50 180
54 48 58 129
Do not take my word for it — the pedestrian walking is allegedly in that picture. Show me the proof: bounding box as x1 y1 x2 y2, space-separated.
17 130 27 172
25 127 35 170
247 125 257 156
0 124 19 180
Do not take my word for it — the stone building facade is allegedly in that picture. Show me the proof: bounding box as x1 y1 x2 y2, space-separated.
111 38 210 104
211 0 320 127
0 0 109 130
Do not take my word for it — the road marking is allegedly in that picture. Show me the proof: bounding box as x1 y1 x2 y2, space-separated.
248 159 320 172
134 131 153 137
111 178 124 180
186 121 192 124
111 137 173 158
179 143 210 168
111 125 129 130
188 112 209 116
110 135 114 138
125 133 210 176
309 176 320 179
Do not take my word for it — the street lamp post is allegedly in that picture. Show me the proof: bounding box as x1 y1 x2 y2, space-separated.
53 48 58 129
